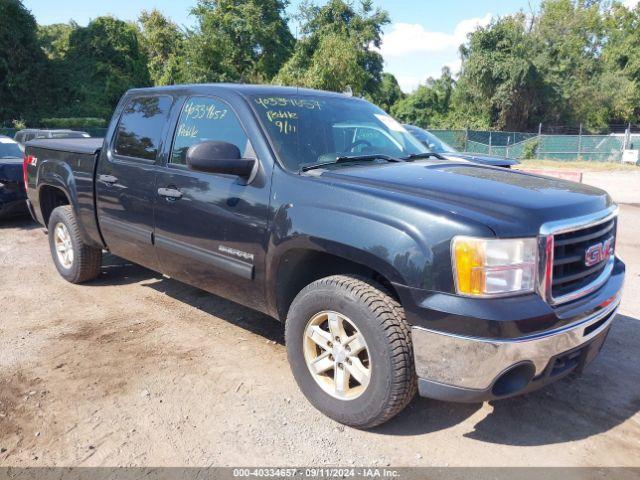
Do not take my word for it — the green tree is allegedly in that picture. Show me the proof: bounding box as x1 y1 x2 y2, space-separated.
599 2 640 125
368 72 404 112
452 14 549 130
391 68 455 127
138 10 184 86
179 0 294 83
37 22 79 122
38 22 77 60
0 0 48 123
275 0 389 96
531 0 606 130
63 16 151 118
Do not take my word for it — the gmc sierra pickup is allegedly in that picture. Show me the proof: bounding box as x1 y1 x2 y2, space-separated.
24 84 625 428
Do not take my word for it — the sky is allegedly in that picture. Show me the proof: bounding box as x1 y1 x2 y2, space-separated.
22 0 640 93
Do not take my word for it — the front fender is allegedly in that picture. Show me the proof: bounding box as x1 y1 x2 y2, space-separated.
270 203 434 285
265 203 445 320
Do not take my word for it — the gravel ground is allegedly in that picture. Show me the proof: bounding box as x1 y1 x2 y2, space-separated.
582 171 640 205
0 204 638 467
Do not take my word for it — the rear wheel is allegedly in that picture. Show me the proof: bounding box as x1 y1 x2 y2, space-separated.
285 275 416 428
48 205 102 283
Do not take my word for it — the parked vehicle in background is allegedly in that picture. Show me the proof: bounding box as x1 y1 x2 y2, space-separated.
14 129 90 147
404 124 519 168
0 136 28 218
24 84 624 428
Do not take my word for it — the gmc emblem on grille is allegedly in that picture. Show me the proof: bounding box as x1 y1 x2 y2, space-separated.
585 236 614 267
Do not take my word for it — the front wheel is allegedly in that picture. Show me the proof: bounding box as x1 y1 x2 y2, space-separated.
285 275 416 428
48 205 102 283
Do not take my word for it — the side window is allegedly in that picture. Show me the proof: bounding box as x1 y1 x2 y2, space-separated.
170 97 250 166
114 95 173 161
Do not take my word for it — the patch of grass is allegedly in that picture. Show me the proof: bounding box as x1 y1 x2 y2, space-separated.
516 159 639 171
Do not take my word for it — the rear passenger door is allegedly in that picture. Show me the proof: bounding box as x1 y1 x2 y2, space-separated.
153 95 271 311
96 95 173 270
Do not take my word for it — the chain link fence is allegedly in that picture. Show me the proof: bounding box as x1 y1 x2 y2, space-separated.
430 129 640 162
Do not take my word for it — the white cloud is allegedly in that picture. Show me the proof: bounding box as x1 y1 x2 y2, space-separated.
394 75 423 94
396 58 462 93
378 14 491 93
379 14 492 58
624 0 639 7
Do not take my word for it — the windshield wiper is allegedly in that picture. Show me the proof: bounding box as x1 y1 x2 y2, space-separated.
300 154 404 173
402 152 446 161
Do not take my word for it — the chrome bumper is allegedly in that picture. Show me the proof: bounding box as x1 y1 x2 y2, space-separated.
412 297 620 401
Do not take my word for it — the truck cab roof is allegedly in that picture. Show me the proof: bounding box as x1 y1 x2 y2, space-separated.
125 83 361 101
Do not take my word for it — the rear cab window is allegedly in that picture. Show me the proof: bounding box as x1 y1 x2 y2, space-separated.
114 95 173 161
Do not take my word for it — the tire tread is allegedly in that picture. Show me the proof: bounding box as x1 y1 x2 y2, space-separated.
287 274 416 428
48 205 101 283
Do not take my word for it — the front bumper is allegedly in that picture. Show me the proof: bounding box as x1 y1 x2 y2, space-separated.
412 294 619 402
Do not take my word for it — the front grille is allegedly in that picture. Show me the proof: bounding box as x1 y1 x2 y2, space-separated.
551 217 616 299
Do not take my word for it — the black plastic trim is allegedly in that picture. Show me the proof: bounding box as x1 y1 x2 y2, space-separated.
155 236 254 280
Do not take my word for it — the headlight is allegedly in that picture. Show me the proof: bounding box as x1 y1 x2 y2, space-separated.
451 236 537 297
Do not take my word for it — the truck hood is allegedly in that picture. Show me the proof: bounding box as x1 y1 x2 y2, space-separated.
440 152 519 168
318 160 612 237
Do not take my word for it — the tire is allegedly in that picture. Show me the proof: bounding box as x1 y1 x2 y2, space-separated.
48 205 102 283
285 275 417 428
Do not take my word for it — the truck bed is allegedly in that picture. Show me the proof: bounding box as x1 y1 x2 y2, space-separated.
26 137 104 155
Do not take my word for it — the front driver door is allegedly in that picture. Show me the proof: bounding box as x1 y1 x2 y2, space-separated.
153 95 271 311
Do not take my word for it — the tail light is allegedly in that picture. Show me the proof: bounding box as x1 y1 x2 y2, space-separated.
23 154 36 189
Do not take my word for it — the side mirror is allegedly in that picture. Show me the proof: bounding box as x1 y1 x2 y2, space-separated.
186 141 257 181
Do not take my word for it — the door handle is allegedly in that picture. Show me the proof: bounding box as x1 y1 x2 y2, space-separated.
158 187 183 199
99 174 118 184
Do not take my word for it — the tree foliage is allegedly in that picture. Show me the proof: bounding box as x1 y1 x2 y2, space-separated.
275 0 389 96
179 0 295 84
38 22 76 59
452 14 549 131
402 0 640 132
368 72 404 112
599 2 640 125
62 17 151 118
0 0 48 122
3 0 640 133
138 10 183 86
391 67 455 128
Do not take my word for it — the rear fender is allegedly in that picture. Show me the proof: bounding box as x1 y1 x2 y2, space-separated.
35 160 95 244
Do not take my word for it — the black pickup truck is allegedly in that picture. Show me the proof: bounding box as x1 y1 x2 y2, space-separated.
24 84 625 428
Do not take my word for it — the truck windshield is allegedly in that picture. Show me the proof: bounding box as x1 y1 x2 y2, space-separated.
250 94 428 171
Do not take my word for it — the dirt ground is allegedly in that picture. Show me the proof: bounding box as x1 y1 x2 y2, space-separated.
0 204 639 467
